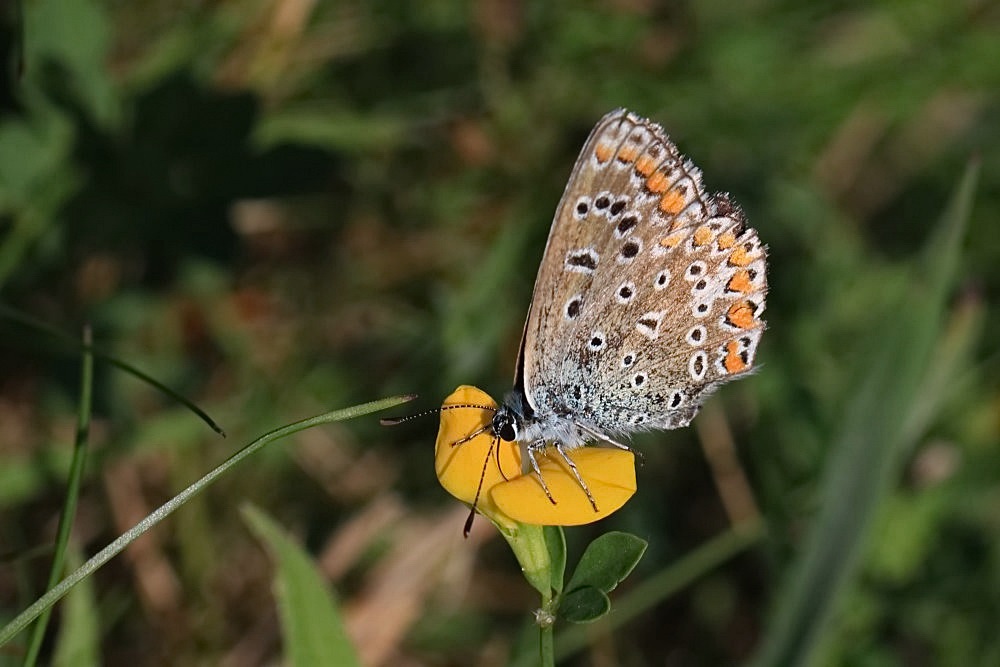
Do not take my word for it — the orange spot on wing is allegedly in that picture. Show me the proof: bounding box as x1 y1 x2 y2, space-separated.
728 245 753 266
692 226 713 246
727 301 756 329
726 269 753 293
659 232 685 248
617 145 639 163
659 188 686 215
635 155 657 176
595 142 614 163
717 232 737 250
723 340 748 373
646 170 670 194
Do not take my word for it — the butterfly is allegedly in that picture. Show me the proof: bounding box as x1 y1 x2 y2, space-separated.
386 109 767 518
486 109 767 508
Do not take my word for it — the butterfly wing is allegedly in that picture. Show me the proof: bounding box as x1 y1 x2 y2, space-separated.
520 110 767 434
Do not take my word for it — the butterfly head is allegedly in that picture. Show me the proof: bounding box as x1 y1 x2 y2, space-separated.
491 404 518 442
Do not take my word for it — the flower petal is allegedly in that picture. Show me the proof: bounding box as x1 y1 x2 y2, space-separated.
435 386 521 516
491 448 636 525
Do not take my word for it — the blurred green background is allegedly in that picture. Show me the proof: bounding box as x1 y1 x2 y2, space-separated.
1 0 998 665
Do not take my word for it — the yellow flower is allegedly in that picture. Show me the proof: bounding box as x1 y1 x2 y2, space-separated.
435 386 637 527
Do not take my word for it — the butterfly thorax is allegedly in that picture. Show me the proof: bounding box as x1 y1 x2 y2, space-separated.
494 390 592 451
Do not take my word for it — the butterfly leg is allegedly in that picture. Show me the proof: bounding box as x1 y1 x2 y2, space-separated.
526 442 558 505
576 423 644 465
553 443 599 513
576 422 629 451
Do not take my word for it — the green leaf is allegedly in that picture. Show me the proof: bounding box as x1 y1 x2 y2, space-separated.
51 547 99 667
254 109 408 152
24 0 119 127
24 327 94 667
750 160 979 667
544 526 567 594
558 586 611 624
565 531 647 595
242 504 361 667
550 524 765 665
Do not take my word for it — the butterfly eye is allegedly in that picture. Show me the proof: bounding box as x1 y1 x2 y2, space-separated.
492 410 518 442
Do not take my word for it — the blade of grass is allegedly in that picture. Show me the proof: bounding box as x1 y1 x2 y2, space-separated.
0 393 415 648
0 303 226 436
50 546 99 667
22 326 94 667
242 504 362 667
750 160 978 667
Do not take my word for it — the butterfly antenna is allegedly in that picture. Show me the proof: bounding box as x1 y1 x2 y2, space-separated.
494 434 514 481
463 507 476 537
463 434 498 538
449 422 493 447
380 408 438 426
380 403 497 427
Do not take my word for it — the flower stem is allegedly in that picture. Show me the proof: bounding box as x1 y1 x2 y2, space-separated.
499 522 557 666
501 523 552 597
539 590 555 667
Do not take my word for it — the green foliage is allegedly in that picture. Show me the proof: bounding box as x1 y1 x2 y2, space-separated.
1 0 998 664
242 504 361 667
503 526 646 664
750 162 979 667
564 532 647 599
50 547 99 667
558 587 611 625
543 525 567 595
556 531 647 624
0 394 412 650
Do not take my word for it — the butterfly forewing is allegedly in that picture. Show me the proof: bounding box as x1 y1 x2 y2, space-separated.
520 110 767 434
